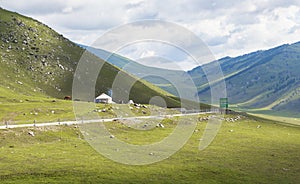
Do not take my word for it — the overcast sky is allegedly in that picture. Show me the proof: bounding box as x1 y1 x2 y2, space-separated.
1 0 300 70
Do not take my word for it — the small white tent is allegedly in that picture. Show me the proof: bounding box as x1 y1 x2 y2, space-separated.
128 100 134 104
95 93 113 104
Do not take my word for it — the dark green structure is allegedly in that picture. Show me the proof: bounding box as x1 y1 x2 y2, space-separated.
220 98 228 114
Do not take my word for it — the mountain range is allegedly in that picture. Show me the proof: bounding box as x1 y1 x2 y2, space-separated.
192 42 300 116
84 42 300 116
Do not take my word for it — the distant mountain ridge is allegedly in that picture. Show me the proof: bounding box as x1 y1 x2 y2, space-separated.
84 42 300 116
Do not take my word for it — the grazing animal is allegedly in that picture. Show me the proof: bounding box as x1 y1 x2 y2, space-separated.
64 96 72 100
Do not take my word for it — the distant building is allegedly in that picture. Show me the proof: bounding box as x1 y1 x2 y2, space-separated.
95 93 113 104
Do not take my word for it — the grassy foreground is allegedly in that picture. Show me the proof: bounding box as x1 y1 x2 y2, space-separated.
0 115 299 183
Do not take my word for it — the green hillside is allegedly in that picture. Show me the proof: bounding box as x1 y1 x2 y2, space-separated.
0 7 182 107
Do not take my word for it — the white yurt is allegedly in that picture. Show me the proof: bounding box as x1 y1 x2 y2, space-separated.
128 100 134 104
95 93 113 104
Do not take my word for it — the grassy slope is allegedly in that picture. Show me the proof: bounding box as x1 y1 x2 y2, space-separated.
0 7 180 103
0 7 81 98
0 7 195 125
0 115 299 183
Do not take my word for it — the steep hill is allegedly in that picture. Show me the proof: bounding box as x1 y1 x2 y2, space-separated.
0 8 181 107
189 42 300 115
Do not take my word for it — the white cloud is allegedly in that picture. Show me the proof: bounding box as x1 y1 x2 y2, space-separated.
1 0 300 69
117 41 206 70
62 7 73 14
140 50 156 58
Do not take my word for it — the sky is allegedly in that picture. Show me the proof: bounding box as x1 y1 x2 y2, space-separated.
1 0 300 70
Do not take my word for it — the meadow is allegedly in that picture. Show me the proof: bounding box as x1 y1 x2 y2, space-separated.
0 114 299 183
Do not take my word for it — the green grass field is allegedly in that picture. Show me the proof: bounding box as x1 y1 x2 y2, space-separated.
0 114 299 183
230 105 300 126
248 113 300 126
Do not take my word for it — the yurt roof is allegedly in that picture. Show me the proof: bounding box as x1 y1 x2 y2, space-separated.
95 93 111 99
